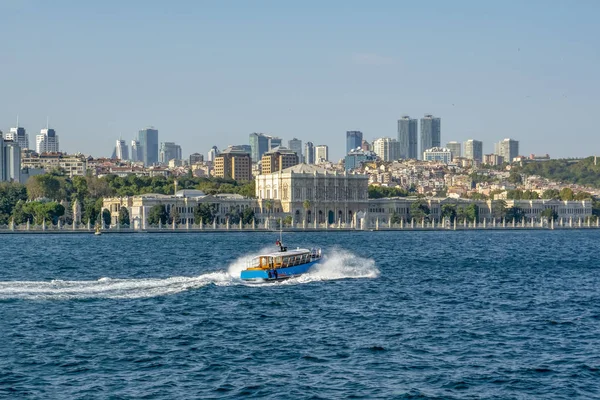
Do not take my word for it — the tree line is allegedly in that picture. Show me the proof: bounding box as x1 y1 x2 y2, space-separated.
0 171 255 226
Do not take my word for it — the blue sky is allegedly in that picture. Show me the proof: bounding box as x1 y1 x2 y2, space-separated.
1 0 598 161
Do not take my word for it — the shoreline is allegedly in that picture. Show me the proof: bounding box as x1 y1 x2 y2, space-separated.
1 226 599 234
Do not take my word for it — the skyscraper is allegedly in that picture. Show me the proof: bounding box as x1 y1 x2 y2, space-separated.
398 116 418 159
36 128 60 154
249 133 271 163
269 136 282 150
5 127 29 150
138 127 159 166
304 142 315 164
130 140 142 162
420 114 441 158
0 137 21 182
446 141 461 159
494 138 519 163
315 145 329 164
114 139 129 160
346 131 363 154
373 137 401 162
288 138 303 163
159 142 182 164
207 146 219 162
464 139 483 162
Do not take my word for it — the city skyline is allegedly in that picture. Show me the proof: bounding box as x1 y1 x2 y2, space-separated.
1 2 599 161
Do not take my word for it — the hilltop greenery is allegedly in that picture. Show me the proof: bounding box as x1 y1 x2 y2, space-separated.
513 157 600 188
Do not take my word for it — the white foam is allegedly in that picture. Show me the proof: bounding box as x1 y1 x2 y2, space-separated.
0 272 234 300
282 248 380 285
0 248 378 299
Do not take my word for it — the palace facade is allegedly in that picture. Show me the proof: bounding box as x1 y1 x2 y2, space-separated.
255 164 369 225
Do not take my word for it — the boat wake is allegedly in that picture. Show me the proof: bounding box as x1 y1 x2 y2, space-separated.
0 249 378 300
0 272 233 300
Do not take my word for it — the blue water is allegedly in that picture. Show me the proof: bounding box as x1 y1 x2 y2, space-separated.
1 231 599 399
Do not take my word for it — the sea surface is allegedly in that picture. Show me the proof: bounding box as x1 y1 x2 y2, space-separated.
1 230 599 399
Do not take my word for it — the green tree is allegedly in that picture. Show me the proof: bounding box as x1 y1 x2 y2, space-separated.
470 192 488 200
390 211 403 224
0 183 28 224
491 199 507 221
540 208 559 221
542 189 560 200
264 200 273 217
507 171 522 185
242 207 255 225
574 191 592 200
465 203 479 223
237 182 256 198
303 200 311 222
102 209 112 227
147 205 168 226
507 189 523 200
26 174 62 200
169 205 181 225
409 199 430 222
505 206 526 223
559 188 574 201
522 190 540 200
441 204 457 222
194 203 216 224
118 207 130 226
283 215 293 226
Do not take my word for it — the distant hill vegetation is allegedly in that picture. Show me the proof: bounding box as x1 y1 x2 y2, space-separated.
514 157 600 188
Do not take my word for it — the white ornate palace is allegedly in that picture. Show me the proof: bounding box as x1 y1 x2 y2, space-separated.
255 164 369 225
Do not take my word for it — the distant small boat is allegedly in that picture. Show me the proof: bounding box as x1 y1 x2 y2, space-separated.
94 225 102 236
240 240 322 282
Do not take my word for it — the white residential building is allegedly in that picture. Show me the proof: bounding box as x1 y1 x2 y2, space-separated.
36 128 60 154
373 137 401 162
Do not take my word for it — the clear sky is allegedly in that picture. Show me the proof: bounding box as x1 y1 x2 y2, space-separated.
1 0 598 161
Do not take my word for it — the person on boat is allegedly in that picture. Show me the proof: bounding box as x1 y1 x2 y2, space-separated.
275 239 287 252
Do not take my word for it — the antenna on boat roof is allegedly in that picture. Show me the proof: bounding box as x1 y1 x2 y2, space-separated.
279 217 283 244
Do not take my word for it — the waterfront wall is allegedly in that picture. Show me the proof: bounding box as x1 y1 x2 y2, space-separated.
0 217 599 233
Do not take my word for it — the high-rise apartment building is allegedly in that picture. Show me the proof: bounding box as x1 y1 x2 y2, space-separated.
483 154 504 166
159 142 182 164
214 147 252 181
304 142 315 164
114 139 129 160
420 114 441 158
0 137 21 182
446 141 461 160
346 131 363 154
261 147 299 174
36 128 60 154
398 116 418 159
373 137 401 162
288 138 303 163
138 127 159 166
5 127 29 150
130 140 142 162
494 138 519 163
464 139 483 162
315 145 329 164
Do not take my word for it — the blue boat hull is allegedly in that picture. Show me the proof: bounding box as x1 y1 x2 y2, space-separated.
240 259 321 281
